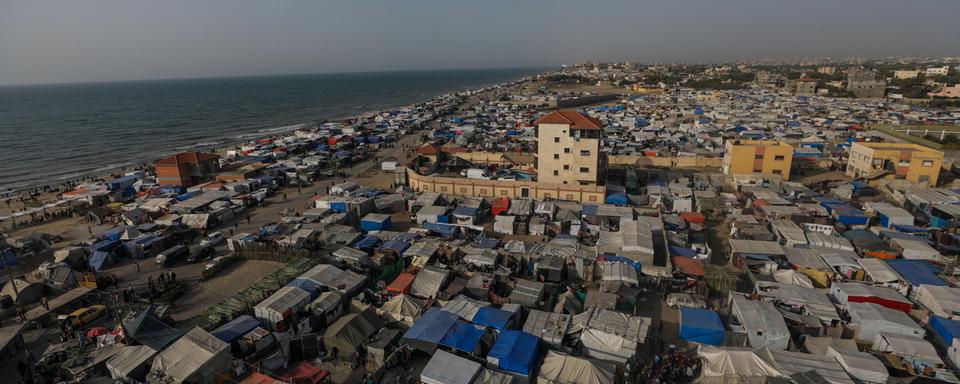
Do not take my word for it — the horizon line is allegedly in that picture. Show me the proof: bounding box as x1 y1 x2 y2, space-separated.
0 65 556 88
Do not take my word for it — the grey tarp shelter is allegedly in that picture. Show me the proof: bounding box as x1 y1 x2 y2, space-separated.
106 345 157 381
148 327 233 384
322 309 386 361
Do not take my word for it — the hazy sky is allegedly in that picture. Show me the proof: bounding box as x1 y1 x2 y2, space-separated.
2 0 959 85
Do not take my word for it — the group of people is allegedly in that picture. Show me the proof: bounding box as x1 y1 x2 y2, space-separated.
146 269 177 293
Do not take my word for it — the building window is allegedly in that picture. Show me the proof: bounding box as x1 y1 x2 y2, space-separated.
753 168 762 173
564 148 571 153
554 137 560 143
895 175 907 180
898 160 910 166
923 160 934 167
772 170 782 175
580 167 589 173
580 150 591 156
553 170 559 176
774 155 784 161
501 190 508 196
919 175 931 183
755 155 764 160
579 181 590 185
563 165 570 170
553 154 560 159
566 194 574 200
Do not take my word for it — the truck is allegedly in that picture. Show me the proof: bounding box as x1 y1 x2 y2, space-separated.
156 245 189 267
460 168 491 180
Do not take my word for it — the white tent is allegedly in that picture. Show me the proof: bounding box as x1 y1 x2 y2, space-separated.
421 349 481 384
410 266 450 299
872 332 943 367
754 281 839 323
730 295 790 350
575 307 650 364
442 295 490 321
601 262 639 289
538 350 615 384
891 238 942 262
757 347 855 384
378 294 425 325
772 269 814 288
494 215 515 235
826 346 888 384
149 327 233 384
253 286 311 330
915 285 960 320
697 345 783 384
106 345 157 381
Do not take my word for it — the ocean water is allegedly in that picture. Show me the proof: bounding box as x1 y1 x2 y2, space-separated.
0 68 543 190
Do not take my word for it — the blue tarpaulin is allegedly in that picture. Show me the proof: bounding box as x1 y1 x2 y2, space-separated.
103 226 134 241
440 321 486 353
679 307 725 346
930 316 960 346
605 192 628 205
0 248 18 270
669 245 698 258
354 236 381 250
472 307 513 331
212 315 262 343
473 235 499 249
89 251 111 272
886 260 946 287
487 331 540 376
286 278 322 298
381 239 411 254
892 225 930 234
452 207 478 217
600 255 641 271
402 308 459 351
422 222 457 237
335 151 353 159
360 215 392 232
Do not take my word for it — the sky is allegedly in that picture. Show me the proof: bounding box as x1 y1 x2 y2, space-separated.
2 0 959 85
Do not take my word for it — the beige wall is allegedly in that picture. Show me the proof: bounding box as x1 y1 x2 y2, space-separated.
537 123 601 186
846 142 943 187
453 151 505 164
608 155 723 168
406 168 605 204
723 141 794 180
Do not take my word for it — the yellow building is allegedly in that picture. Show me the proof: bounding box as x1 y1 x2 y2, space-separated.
845 142 943 187
722 140 794 180
534 110 605 186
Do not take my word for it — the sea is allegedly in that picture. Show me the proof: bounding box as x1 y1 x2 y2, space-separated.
0 68 544 191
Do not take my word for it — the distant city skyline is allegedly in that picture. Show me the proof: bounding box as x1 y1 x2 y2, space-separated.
2 0 959 86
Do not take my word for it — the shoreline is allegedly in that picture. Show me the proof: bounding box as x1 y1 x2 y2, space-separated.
5 74 535 196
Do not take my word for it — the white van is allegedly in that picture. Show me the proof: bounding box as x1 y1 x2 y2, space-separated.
460 168 491 180
381 161 399 172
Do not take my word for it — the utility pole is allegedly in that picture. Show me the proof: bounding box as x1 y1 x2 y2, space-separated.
1 248 19 298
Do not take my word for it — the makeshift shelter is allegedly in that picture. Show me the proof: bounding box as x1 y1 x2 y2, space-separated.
510 279 544 308
308 291 343 326
322 309 385 361
360 213 392 232
211 315 261 353
756 347 855 384
443 295 490 320
410 266 451 299
148 327 233 384
846 302 923 343
387 272 417 295
930 316 960 347
127 306 185 351
826 346 888 384
538 350 615 384
253 286 311 330
730 295 789 350
1 278 43 305
487 330 540 376
915 285 960 319
697 345 784 384
439 321 486 354
277 362 330 384
401 307 459 352
420 349 481 384
830 282 911 313
680 307 725 346
106 345 157 382
378 294 425 325
523 309 570 348
472 306 514 331
575 307 650 364
872 332 943 372
754 281 839 323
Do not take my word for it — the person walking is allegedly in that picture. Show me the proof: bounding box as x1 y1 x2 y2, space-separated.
40 297 49 310
135 262 140 274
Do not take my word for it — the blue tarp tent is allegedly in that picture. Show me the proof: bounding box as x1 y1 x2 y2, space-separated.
605 193 628 206
473 235 499 249
0 248 18 270
679 307 725 346
930 316 960 346
354 236 381 251
452 207 478 218
669 245 698 258
381 239 411 255
422 222 457 237
487 331 540 376
472 307 513 331
886 260 946 287
402 308 459 352
360 214 392 232
103 227 134 242
286 278 322 298
440 321 486 353
89 251 111 272
212 315 262 343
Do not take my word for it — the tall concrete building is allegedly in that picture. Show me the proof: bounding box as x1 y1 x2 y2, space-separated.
846 142 943 187
846 68 886 98
793 78 817 96
534 110 605 186
723 140 794 180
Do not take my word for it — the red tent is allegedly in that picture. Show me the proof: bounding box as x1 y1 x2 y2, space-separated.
492 198 511 216
673 256 705 277
387 272 417 295
239 372 281 384
680 212 705 224
86 327 109 338
278 362 330 384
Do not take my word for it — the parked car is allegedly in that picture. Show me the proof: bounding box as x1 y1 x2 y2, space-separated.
201 231 224 247
666 293 707 309
187 243 215 263
156 245 189 267
460 168 491 180
62 305 107 327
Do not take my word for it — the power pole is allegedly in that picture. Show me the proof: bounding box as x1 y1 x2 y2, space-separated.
1 248 19 298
